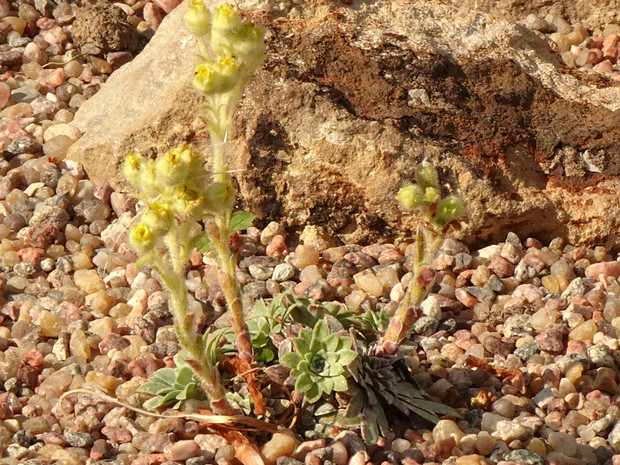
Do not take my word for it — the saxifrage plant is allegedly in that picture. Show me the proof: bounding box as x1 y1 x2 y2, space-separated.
346 341 457 444
281 319 357 403
125 1 265 415
124 0 462 446
380 162 465 354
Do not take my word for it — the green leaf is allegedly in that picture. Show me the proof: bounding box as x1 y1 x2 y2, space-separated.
314 320 329 341
230 211 256 232
281 352 302 368
332 375 349 392
174 366 195 388
295 373 314 393
345 391 365 418
324 334 338 352
149 368 177 386
257 347 275 363
293 336 310 356
143 396 168 410
318 376 332 395
161 389 182 406
361 407 379 445
194 231 212 253
305 383 322 404
137 381 173 396
338 349 358 366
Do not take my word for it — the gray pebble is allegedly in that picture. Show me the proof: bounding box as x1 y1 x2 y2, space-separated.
29 204 70 229
412 316 439 336
14 261 37 278
514 341 538 362
465 285 495 303
242 281 269 300
4 136 42 158
11 86 41 103
5 444 29 459
65 431 94 447
504 449 544 465
248 264 273 280
4 213 27 231
273 263 295 282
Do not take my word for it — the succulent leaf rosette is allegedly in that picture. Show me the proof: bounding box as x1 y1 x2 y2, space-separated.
346 343 458 445
282 320 357 403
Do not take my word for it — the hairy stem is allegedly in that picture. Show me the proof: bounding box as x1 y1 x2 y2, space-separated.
203 85 254 363
204 218 254 363
155 234 235 415
383 225 444 348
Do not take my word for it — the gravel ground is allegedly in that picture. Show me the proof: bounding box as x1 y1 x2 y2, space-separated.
1 2 620 465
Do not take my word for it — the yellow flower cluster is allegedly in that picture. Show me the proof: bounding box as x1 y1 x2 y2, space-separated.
185 2 265 95
397 162 465 230
123 145 235 252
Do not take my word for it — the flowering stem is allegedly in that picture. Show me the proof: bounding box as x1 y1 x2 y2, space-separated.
153 233 235 415
382 225 443 351
202 82 255 363
204 217 254 363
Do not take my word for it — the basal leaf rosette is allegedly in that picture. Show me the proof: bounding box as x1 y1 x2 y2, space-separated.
281 320 357 404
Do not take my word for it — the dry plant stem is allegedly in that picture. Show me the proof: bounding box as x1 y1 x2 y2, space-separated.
152 227 235 415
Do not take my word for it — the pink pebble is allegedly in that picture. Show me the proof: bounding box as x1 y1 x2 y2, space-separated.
41 26 68 45
603 34 619 60
143 2 164 29
586 47 604 65
454 288 478 308
153 0 182 14
0 22 11 43
588 36 605 49
0 82 11 109
36 17 57 30
44 68 65 87
293 281 311 296
585 261 620 279
266 234 288 259
94 181 113 203
125 263 138 286
593 59 614 73
18 247 45 265
163 440 201 461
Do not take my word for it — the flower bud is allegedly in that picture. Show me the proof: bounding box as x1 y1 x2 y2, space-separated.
193 62 216 94
184 0 211 37
123 152 144 185
204 181 235 211
155 148 183 184
129 223 156 252
138 159 158 199
172 181 204 217
155 145 202 186
415 162 439 190
231 23 265 71
423 186 439 204
434 195 465 226
193 57 240 95
397 184 424 209
142 201 174 234
210 5 242 54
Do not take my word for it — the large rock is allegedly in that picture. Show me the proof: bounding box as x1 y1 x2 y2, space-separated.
67 0 620 248
446 0 620 31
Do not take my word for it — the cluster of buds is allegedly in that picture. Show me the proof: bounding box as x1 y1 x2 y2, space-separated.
123 146 235 253
185 1 265 96
396 161 465 231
